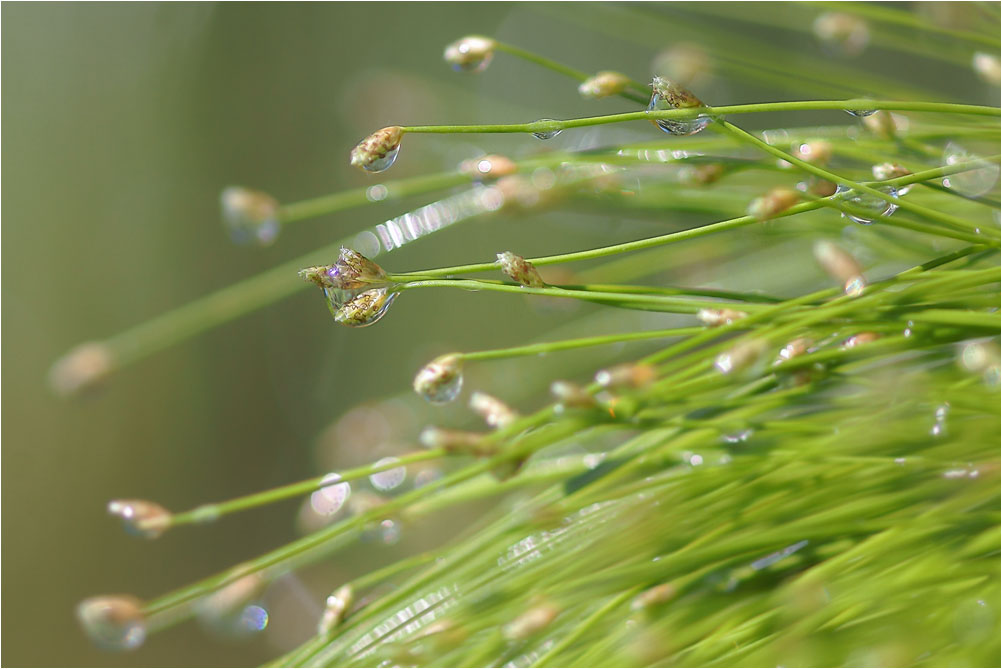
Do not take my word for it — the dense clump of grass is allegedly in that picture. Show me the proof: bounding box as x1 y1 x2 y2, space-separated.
61 3 999 666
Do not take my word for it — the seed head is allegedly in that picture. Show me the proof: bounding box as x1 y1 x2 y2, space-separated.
77 595 146 651
469 391 519 428
872 163 910 182
715 339 768 375
107 499 172 539
697 308 747 327
497 251 545 287
814 240 866 296
220 186 280 246
594 363 656 389
775 337 814 365
317 585 353 636
413 354 464 404
631 583 677 611
842 332 880 349
862 111 902 139
793 140 832 165
973 52 1001 86
334 288 396 327
678 163 724 186
578 71 631 99
196 567 266 626
650 76 704 109
550 380 596 411
813 12 870 57
299 247 388 292
49 341 115 397
652 42 711 86
747 188 799 221
503 602 559 640
444 35 496 73
350 126 403 173
418 426 491 456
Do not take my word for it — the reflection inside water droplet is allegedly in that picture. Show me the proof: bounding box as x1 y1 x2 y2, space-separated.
837 184 899 225
532 120 562 140
362 145 399 173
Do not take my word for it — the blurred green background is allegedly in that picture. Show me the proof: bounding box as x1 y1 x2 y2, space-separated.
2 2 996 666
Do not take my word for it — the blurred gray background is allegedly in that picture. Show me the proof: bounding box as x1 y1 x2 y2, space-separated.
3 2 995 666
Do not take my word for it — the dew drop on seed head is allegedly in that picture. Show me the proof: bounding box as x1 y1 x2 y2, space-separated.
77 596 146 651
369 457 407 492
220 186 281 246
647 93 709 136
362 145 399 173
311 473 351 515
239 605 269 633
836 184 898 225
531 120 562 141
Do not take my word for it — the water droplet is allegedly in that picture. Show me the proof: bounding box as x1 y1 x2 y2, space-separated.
77 596 146 651
312 473 351 515
333 288 397 327
531 120 562 140
931 403 950 437
813 12 870 57
240 605 269 632
379 519 402 544
943 143 1000 198
220 186 280 246
362 145 399 173
647 80 710 136
844 276 866 297
845 108 877 117
837 184 898 225
688 453 704 466
366 184 389 202
370 457 407 492
722 429 753 444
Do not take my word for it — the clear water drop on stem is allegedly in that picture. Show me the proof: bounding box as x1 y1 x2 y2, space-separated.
369 457 407 492
837 184 898 225
647 77 710 136
531 119 562 140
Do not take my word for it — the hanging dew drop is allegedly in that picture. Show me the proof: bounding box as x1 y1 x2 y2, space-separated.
837 184 898 225
361 145 399 173
647 77 710 136
531 120 562 140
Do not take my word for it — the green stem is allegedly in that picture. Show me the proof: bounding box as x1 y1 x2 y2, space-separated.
168 449 446 527
712 120 996 236
400 100 999 135
394 279 779 314
458 326 709 363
